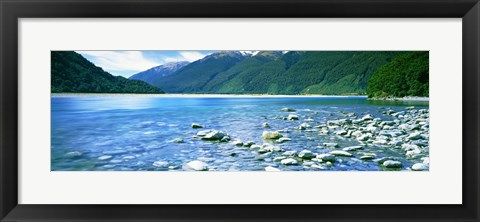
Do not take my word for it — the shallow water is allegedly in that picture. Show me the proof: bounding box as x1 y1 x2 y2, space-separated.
51 95 429 171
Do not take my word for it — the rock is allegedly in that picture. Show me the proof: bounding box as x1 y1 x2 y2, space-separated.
412 163 429 171
407 132 422 140
402 144 420 151
360 153 376 160
230 140 244 146
287 114 299 120
330 150 353 157
265 166 281 171
342 145 363 151
323 142 339 148
373 140 388 145
273 156 287 162
202 130 226 141
184 160 209 171
261 144 283 152
282 150 297 156
357 134 371 141
191 123 203 128
281 107 296 112
361 114 373 121
220 136 231 142
152 161 169 168
262 122 271 128
406 106 415 110
335 130 348 135
197 130 212 137
65 151 82 158
262 131 283 140
383 160 402 168
296 123 311 130
316 153 336 162
244 141 255 147
250 145 262 150
98 155 113 160
172 138 184 143
298 150 315 159
277 137 292 143
304 118 314 122
281 158 298 165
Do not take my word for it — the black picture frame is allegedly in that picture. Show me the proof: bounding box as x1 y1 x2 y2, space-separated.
1 0 479 221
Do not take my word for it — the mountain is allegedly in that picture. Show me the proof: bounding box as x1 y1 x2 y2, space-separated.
153 51 405 95
153 51 252 93
366 51 429 98
51 51 164 93
129 61 189 85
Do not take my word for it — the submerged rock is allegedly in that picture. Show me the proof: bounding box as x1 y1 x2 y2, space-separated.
98 155 113 160
172 138 184 143
262 131 283 140
152 161 169 168
323 142 339 148
191 123 203 128
342 145 363 151
65 151 82 158
262 122 271 128
184 160 209 171
277 137 292 143
281 108 296 112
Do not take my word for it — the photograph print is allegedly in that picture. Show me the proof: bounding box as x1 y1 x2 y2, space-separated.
51 50 429 171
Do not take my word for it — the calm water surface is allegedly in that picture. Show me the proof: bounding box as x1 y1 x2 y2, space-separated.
51 95 428 171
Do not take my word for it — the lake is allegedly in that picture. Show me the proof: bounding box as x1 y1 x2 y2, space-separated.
51 95 429 171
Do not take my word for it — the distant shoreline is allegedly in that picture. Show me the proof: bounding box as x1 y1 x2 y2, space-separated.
368 96 429 102
50 93 368 98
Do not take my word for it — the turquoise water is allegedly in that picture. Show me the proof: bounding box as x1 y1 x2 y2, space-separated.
51 95 429 171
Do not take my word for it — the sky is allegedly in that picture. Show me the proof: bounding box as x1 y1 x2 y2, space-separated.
76 50 216 78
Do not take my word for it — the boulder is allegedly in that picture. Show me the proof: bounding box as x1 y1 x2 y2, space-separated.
281 108 296 112
281 158 298 165
184 160 209 171
262 122 271 128
191 123 203 128
383 160 402 168
287 114 299 120
298 150 315 159
323 142 339 148
262 131 283 140
172 138 184 143
202 130 226 141
330 150 353 157
277 137 292 143
342 145 363 151
315 153 336 162
282 150 297 156
152 161 169 168
265 166 281 171
412 163 429 171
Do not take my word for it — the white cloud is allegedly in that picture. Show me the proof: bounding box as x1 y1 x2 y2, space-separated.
163 51 210 63
76 51 160 73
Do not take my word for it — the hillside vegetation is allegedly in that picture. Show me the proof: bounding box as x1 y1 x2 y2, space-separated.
366 51 429 98
51 51 164 93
